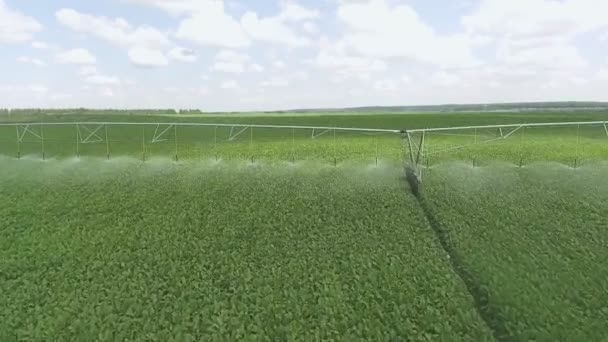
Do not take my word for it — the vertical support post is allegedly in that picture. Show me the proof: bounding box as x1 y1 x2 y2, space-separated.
174 125 178 162
603 122 608 137
575 124 580 168
142 126 146 162
519 126 525 167
375 134 379 166
16 126 20 159
333 128 337 166
214 125 218 161
105 124 110 160
406 132 416 167
76 123 80 159
41 122 45 161
292 127 295 163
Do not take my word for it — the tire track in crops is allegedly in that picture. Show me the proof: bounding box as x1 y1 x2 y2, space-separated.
405 169 513 342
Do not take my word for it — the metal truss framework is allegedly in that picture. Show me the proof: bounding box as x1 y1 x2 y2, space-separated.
0 121 401 162
404 121 608 183
2 120 606 181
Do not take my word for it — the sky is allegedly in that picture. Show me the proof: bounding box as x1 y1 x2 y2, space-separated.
1 0 608 111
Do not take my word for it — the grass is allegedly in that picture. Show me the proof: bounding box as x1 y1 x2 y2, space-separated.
1 110 607 340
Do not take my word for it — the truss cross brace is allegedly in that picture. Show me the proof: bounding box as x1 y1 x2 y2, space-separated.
79 124 104 143
311 128 330 139
228 126 249 141
151 124 174 143
16 125 42 142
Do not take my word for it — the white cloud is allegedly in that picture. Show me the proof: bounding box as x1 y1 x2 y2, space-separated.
17 56 46 67
0 0 42 43
273 59 286 69
168 47 197 62
316 50 386 72
337 0 478 68
463 0 608 39
0 84 48 93
85 74 121 85
497 43 588 69
211 50 251 73
431 71 462 86
261 77 289 87
133 0 316 47
249 63 265 72
128 46 169 67
56 8 169 48
302 21 318 34
31 41 48 49
373 79 398 92
79 66 98 76
175 2 250 48
294 71 309 80
241 12 311 47
100 87 115 97
598 68 608 80
55 48 96 65
278 2 319 22
240 2 318 47
220 80 238 89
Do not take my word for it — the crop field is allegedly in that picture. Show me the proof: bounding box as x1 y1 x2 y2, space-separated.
1 110 607 340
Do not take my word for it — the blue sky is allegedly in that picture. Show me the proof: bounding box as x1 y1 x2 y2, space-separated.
1 0 608 111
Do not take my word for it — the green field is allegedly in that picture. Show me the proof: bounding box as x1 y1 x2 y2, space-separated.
1 111 607 341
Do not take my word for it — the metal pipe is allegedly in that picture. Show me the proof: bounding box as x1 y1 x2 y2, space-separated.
0 121 402 134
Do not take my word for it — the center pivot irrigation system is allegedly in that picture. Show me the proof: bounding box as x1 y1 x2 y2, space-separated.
1 120 606 184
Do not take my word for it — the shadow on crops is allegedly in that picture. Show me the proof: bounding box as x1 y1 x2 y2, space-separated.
404 166 513 342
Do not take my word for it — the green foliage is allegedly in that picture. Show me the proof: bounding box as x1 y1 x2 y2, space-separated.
0 157 493 341
424 163 608 340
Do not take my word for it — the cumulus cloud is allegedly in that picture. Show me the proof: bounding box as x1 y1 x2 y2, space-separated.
168 47 197 62
462 0 608 39
261 77 289 88
220 80 238 89
31 41 48 49
211 50 258 73
17 56 46 67
131 0 317 48
174 1 250 48
85 74 121 85
249 63 265 72
337 0 478 68
240 2 318 47
128 46 169 67
0 0 42 43
56 8 174 67
55 48 96 65
56 8 169 48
